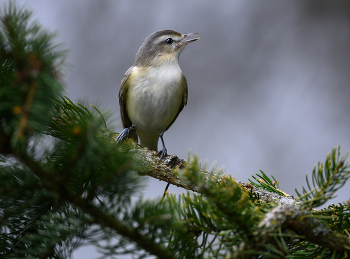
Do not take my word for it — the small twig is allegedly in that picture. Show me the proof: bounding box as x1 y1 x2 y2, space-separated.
160 183 170 203
16 82 37 140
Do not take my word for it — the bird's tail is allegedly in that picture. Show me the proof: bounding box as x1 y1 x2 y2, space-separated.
137 130 159 151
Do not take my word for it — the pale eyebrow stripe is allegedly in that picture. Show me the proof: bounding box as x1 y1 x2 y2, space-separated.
156 35 181 44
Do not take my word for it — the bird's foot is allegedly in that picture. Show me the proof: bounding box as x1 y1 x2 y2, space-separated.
157 147 168 160
116 128 130 143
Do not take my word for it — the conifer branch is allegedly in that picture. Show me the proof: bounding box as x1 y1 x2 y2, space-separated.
116 138 297 205
16 81 37 140
258 204 350 256
8 144 176 259
125 142 201 192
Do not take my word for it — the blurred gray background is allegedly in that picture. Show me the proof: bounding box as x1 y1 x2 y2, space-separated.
3 0 350 258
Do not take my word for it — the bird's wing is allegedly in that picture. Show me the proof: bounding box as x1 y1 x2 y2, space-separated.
119 66 133 128
165 74 188 131
119 66 138 141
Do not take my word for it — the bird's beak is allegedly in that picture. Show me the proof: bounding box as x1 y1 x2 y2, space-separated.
180 32 200 45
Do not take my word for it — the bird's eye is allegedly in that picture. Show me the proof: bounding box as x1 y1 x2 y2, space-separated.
165 38 173 44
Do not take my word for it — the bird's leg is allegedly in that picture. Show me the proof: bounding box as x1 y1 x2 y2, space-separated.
116 125 136 143
158 133 168 159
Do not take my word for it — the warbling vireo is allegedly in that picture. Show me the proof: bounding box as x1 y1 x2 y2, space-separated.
116 30 199 158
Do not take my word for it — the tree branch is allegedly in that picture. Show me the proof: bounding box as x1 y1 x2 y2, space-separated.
120 139 350 256
258 204 350 255
11 146 176 259
119 138 296 204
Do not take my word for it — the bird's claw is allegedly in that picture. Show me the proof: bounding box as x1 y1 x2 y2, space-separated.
116 128 130 143
158 148 167 160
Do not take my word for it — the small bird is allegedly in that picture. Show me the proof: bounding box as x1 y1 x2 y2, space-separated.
116 30 199 159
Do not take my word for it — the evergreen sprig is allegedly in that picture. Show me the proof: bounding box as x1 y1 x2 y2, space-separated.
249 170 286 196
295 146 350 208
0 1 67 150
318 202 350 234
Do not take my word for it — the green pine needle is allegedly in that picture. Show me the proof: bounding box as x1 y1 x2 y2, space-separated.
248 170 285 196
295 146 350 208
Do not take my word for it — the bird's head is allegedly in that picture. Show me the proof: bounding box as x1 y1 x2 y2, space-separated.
135 30 199 67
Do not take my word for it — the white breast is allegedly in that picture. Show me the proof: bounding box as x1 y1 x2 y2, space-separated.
126 63 184 134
